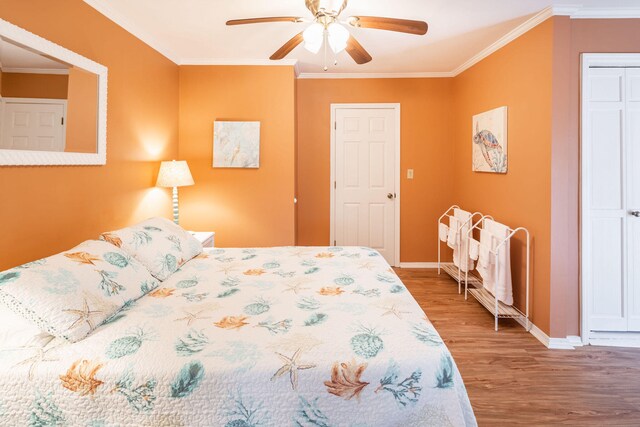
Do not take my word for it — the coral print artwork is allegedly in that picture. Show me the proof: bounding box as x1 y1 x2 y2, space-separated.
213 121 260 168
472 106 508 173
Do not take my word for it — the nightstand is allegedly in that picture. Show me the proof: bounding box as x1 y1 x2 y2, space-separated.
190 231 215 248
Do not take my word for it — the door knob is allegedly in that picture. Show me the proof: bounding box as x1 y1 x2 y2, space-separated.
631 211 640 218
387 193 395 200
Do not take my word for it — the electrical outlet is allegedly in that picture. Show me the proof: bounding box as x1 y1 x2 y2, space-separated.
407 169 414 179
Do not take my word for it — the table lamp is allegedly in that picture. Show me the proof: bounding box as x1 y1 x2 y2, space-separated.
156 160 194 224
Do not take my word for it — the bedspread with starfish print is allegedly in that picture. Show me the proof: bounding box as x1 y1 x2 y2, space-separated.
0 247 476 427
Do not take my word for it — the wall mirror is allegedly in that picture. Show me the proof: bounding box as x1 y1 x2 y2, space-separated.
0 18 107 166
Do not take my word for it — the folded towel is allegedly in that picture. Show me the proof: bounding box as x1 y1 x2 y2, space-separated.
478 219 513 306
447 217 459 250
439 223 449 243
452 209 474 272
468 238 480 261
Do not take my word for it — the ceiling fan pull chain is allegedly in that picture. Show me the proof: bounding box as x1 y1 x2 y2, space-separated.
323 27 329 71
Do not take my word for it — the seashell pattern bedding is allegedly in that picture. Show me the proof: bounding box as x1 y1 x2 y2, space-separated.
0 246 476 426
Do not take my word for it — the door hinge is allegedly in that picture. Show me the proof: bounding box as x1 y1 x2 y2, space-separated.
334 240 336 246
334 181 337 189
61 117 64 125
334 121 337 130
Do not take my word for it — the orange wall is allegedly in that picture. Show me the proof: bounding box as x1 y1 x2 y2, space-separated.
178 66 296 247
451 20 554 333
0 0 178 270
296 78 454 262
549 18 640 338
1 72 69 99
65 67 99 153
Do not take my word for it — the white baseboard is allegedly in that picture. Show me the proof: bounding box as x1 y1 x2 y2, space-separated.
587 332 640 348
398 262 438 268
529 324 583 349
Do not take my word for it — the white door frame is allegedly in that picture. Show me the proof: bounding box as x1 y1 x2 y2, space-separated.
581 53 640 345
329 103 401 267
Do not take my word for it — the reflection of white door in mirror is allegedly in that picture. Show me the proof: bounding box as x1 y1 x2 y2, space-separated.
0 98 66 151
0 18 107 166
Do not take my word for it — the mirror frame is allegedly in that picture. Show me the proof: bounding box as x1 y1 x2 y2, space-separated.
0 18 108 166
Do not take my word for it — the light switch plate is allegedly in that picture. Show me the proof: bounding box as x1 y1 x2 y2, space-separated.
407 169 414 179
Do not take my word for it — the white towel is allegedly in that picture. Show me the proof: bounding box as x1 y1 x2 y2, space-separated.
477 229 494 270
478 219 513 306
447 217 459 250
468 238 480 261
452 209 474 272
439 223 449 243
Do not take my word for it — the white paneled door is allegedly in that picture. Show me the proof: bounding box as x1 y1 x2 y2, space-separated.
584 60 640 335
333 106 399 266
0 100 66 152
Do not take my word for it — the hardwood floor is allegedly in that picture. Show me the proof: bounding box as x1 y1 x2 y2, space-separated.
397 268 640 426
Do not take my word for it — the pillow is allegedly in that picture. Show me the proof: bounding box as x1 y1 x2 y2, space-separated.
0 240 159 343
100 217 203 281
0 305 53 349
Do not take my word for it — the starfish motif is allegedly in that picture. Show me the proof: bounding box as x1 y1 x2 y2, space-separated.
380 304 411 319
174 310 212 326
358 261 376 270
63 299 103 330
216 263 241 275
271 348 316 390
282 280 311 295
16 344 61 381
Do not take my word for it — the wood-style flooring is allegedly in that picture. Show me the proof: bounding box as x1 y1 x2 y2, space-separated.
396 268 640 426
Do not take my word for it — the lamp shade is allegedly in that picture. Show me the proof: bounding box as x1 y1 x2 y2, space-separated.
156 160 194 188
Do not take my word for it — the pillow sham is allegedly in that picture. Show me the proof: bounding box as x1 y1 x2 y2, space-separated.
100 217 203 281
0 240 159 343
0 305 53 349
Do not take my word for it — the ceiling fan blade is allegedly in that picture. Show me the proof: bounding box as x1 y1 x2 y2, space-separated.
345 35 372 65
226 17 304 26
270 32 305 60
348 16 428 35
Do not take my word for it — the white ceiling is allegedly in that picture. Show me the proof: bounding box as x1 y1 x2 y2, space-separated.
0 38 69 71
83 0 640 75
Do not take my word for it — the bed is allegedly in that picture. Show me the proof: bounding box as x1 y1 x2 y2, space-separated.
0 244 475 426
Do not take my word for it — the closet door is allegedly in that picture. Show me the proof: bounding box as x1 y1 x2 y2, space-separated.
626 68 640 331
586 68 627 332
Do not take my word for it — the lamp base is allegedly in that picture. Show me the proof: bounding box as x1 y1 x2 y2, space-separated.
172 186 179 225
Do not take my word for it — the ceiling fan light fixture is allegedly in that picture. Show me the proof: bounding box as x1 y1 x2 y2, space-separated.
327 22 349 54
318 0 346 14
303 22 324 53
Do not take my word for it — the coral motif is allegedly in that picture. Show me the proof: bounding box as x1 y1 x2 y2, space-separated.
218 288 240 298
103 252 130 269
256 319 292 335
215 316 250 330
303 313 328 327
113 372 157 413
60 360 104 396
324 360 369 401
412 323 443 346
64 252 101 265
315 253 334 259
297 296 321 311
318 287 344 296
100 232 122 248
175 329 209 356
376 361 422 407
295 397 330 427
96 270 125 296
271 348 316 391
0 271 20 286
244 269 266 276
148 288 175 298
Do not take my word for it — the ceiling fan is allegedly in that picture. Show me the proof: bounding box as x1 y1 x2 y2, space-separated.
226 0 428 69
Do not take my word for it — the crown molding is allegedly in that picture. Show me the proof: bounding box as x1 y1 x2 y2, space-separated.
1 67 69 75
569 7 640 19
298 71 454 79
451 6 554 77
83 0 180 63
178 58 299 67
